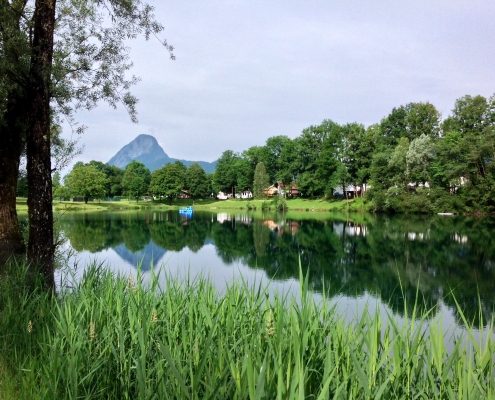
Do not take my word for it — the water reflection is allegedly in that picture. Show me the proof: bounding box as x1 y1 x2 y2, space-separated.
56 211 495 327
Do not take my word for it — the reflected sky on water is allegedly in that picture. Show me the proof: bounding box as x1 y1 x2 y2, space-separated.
51 209 495 335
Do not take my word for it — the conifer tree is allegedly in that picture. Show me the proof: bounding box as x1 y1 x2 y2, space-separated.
253 162 270 198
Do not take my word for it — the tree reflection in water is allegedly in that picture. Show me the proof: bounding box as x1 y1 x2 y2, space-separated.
56 210 495 327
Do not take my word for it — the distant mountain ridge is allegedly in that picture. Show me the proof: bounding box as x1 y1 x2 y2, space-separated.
108 134 217 173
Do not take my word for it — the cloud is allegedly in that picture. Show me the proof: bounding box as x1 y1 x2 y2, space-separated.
63 0 495 171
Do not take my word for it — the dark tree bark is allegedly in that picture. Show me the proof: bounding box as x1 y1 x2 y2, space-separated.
26 0 57 288
0 2 28 265
0 94 26 265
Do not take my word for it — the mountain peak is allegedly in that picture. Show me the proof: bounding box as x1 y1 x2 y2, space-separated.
108 134 168 169
107 134 217 173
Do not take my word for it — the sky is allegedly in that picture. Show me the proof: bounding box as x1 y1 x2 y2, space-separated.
64 0 495 169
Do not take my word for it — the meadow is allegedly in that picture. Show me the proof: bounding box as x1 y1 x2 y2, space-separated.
16 196 369 213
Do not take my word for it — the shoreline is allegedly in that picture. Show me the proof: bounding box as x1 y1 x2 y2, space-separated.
15 197 495 216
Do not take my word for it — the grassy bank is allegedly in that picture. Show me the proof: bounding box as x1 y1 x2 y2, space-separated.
16 196 369 213
0 264 493 399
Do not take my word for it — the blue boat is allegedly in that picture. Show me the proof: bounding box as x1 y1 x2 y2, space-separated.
179 206 193 215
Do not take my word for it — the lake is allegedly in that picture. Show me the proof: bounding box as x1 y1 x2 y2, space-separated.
48 209 495 330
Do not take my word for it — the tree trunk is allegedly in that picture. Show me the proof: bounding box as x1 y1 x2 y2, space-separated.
0 102 26 265
0 6 29 265
26 0 57 289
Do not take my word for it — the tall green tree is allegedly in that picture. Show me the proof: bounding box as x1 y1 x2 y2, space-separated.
52 172 62 194
430 131 466 191
122 161 151 202
406 134 434 185
296 120 340 197
264 135 291 182
234 158 253 192
277 139 299 184
338 123 368 196
405 102 441 139
253 162 270 198
213 150 239 195
65 164 108 203
442 95 495 135
388 137 410 189
149 162 186 204
88 160 124 197
185 163 210 201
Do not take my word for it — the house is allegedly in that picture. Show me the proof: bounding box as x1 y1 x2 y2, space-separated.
263 181 289 197
286 184 299 197
217 191 232 200
177 189 191 199
263 185 279 197
333 185 362 198
235 190 253 199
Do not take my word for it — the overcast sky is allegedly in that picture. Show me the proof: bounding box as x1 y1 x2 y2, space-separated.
64 0 495 169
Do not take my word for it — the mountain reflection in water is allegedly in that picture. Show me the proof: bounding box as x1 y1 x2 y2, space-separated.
56 210 495 327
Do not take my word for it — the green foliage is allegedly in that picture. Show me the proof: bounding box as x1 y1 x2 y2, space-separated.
52 172 61 191
233 157 253 192
264 135 292 181
53 185 71 201
245 201 256 210
253 162 270 198
443 94 495 135
213 150 239 194
185 162 210 200
273 197 287 211
260 200 271 210
53 92 495 214
388 137 410 188
88 161 124 197
49 0 175 124
65 164 108 202
406 134 433 184
16 170 28 197
121 160 151 202
149 162 186 204
405 102 441 139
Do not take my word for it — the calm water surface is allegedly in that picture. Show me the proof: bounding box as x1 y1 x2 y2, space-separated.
50 210 495 330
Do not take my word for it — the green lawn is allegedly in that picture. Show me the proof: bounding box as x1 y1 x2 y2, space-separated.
16 196 371 213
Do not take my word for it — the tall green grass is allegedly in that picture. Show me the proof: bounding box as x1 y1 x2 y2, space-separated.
0 263 494 399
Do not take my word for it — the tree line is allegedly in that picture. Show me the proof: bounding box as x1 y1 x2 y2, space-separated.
212 94 495 213
50 159 213 204
50 93 495 213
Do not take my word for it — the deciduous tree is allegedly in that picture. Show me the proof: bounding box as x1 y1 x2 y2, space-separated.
213 150 239 195
149 162 186 204
122 161 151 202
65 164 108 203
185 163 209 200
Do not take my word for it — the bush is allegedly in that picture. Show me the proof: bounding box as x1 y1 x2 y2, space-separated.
272 197 287 211
246 201 256 210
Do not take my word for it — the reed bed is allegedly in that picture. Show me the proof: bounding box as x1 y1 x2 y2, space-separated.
0 264 494 399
